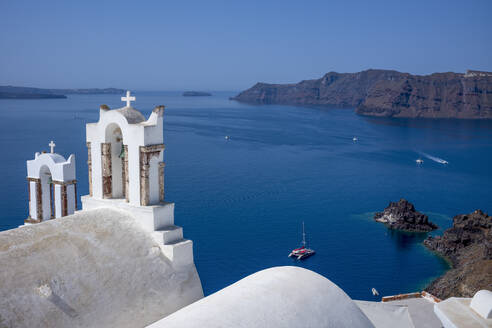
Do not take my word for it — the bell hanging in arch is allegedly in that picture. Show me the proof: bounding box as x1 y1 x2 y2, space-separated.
119 144 125 159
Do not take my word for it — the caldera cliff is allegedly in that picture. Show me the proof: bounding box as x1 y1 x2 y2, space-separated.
424 209 492 299
232 69 492 119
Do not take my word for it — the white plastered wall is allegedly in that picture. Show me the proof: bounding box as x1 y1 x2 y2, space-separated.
149 156 161 205
54 184 62 218
67 184 76 214
29 181 37 219
40 172 51 220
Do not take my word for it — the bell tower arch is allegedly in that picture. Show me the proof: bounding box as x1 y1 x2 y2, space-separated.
82 91 194 267
25 141 77 224
84 93 165 206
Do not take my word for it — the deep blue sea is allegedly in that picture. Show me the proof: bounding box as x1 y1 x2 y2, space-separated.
1 92 491 300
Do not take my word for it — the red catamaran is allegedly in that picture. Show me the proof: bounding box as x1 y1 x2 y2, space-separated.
288 221 315 260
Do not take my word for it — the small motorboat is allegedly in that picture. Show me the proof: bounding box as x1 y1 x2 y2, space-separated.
352 136 358 142
289 222 315 260
225 136 230 140
372 288 379 296
416 158 424 164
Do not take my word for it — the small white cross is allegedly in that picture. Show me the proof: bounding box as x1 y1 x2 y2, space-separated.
121 90 136 107
49 140 56 154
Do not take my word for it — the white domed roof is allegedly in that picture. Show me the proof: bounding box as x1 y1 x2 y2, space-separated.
148 266 374 328
42 153 67 163
115 106 146 124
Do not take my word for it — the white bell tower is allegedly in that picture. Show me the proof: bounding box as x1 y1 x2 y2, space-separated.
81 91 194 267
83 91 165 206
25 141 77 224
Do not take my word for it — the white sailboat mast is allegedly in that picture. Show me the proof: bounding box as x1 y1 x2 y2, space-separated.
302 221 306 247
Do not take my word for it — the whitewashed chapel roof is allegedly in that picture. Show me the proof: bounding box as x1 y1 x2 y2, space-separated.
115 106 146 124
27 152 76 181
147 266 375 328
44 153 68 163
107 90 146 124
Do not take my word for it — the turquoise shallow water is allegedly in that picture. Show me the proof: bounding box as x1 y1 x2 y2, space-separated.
1 91 491 300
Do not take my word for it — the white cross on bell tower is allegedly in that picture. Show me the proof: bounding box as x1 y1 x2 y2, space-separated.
121 90 136 107
49 140 56 154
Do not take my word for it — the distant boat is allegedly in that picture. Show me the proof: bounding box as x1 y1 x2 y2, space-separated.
372 288 379 296
225 136 230 140
416 158 424 164
353 137 358 142
420 152 449 165
288 222 315 260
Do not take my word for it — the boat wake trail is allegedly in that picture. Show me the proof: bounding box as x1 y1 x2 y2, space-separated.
420 152 449 165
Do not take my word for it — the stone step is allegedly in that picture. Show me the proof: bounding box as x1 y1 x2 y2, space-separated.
152 225 183 245
160 239 194 266
81 196 175 232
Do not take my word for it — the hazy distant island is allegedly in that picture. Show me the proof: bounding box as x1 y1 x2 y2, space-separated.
0 92 67 99
0 86 124 99
232 69 492 119
183 91 212 97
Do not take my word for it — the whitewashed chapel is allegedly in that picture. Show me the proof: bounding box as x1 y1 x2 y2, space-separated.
85 91 165 206
24 92 194 264
82 91 193 265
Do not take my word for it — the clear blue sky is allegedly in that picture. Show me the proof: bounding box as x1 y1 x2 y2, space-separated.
1 0 491 91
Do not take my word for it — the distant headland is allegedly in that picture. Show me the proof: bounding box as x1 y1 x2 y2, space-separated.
231 69 492 119
183 91 212 97
0 86 124 99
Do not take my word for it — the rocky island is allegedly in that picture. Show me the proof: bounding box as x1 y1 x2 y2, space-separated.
183 91 212 97
374 199 438 232
424 209 492 299
232 69 492 119
0 86 124 99
0 92 66 99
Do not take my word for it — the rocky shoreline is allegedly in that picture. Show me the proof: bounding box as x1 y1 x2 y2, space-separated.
423 210 492 299
231 69 492 119
374 200 491 298
374 199 437 232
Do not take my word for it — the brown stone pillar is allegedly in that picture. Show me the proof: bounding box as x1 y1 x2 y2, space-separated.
159 162 165 202
123 145 129 202
50 183 54 218
35 179 42 221
61 184 68 216
73 180 78 209
140 150 150 206
27 179 31 216
139 144 165 206
87 142 92 196
101 142 112 198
